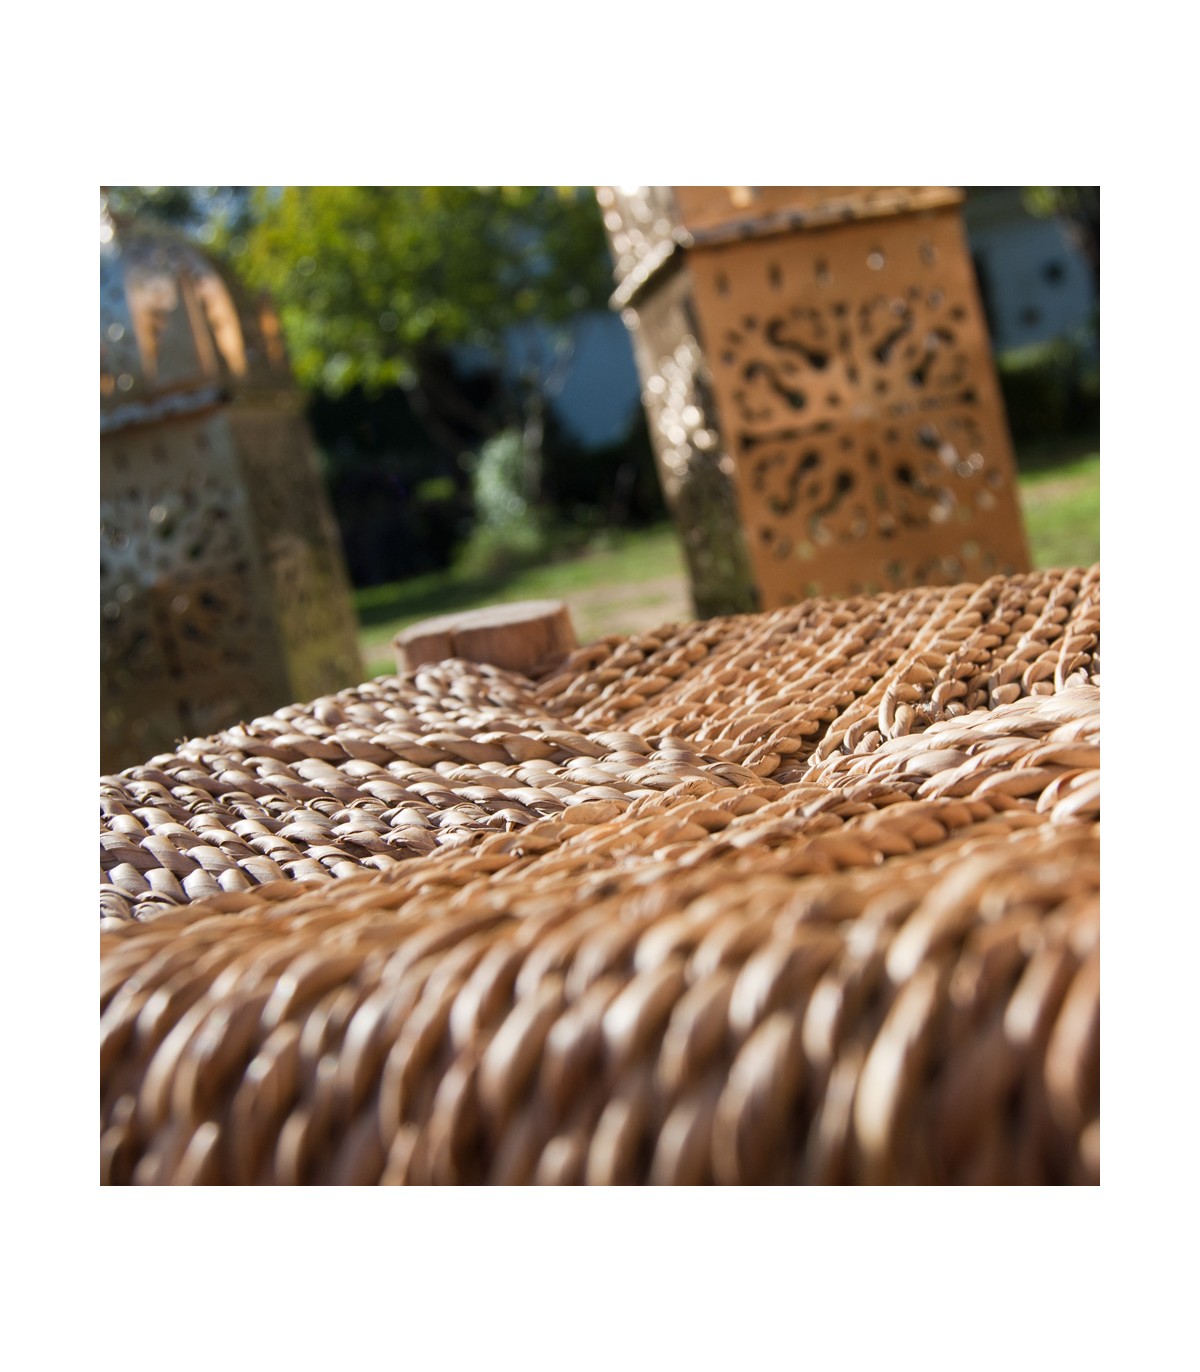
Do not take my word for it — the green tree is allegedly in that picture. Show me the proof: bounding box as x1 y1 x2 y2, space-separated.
103 186 631 577
103 186 258 238
224 187 611 447
105 185 614 451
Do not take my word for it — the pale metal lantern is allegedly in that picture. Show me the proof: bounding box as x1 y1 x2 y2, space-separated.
598 186 1031 617
100 204 362 774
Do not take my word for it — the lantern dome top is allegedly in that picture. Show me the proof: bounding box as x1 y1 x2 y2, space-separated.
100 198 292 431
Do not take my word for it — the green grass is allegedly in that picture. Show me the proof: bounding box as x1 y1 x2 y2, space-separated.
356 527 687 675
1017 448 1100 570
356 528 682 630
355 434 1099 677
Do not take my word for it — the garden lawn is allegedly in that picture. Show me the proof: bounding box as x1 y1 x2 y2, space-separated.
355 439 1100 678
1018 450 1100 570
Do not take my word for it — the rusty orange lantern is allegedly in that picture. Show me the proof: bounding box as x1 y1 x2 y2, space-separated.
599 187 1031 616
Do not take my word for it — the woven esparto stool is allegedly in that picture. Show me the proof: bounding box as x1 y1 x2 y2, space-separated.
101 567 1099 1184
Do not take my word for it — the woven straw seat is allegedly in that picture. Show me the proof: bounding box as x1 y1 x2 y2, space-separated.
100 566 1100 1184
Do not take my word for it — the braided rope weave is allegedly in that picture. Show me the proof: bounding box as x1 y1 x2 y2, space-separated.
101 567 1099 1183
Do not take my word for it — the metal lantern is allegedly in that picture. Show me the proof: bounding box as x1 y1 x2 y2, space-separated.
598 187 1031 617
100 204 362 774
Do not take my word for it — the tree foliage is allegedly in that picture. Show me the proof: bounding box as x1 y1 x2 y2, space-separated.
105 184 614 396
218 187 613 397
102 187 657 583
104 186 257 238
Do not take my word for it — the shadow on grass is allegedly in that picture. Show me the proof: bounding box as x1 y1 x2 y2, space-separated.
353 526 671 631
355 572 501 630
1014 430 1100 476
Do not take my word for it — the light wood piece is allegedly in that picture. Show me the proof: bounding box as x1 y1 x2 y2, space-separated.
394 599 578 677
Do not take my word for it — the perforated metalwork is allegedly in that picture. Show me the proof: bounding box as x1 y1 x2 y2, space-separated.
100 213 362 773
690 206 1029 603
100 416 287 769
596 185 681 287
229 407 364 704
621 267 757 618
671 186 957 239
600 188 1030 612
101 215 290 420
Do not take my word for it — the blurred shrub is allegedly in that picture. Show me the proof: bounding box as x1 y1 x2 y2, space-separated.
456 430 556 579
456 410 669 580
996 336 1099 444
305 373 668 589
471 429 535 527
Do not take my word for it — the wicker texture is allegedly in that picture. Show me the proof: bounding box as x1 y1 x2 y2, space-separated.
100 567 1100 1184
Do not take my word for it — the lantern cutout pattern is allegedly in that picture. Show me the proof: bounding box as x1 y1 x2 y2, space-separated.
598 187 1031 618
100 205 362 774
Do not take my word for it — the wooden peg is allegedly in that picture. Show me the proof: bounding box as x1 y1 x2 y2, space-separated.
394 599 578 677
